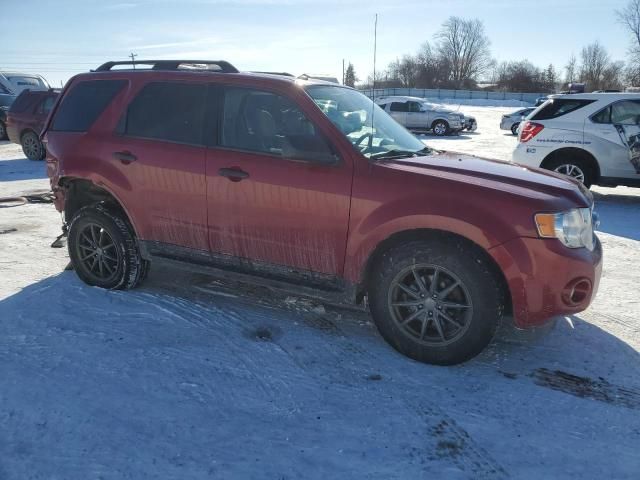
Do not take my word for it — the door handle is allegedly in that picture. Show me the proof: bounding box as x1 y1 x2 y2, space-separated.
113 151 137 165
218 167 249 181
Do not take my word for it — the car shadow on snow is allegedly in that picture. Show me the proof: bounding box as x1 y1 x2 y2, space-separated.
0 157 47 181
592 191 640 241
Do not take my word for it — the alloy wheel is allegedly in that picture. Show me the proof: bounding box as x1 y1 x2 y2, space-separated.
554 163 585 183
22 133 41 159
75 223 120 283
387 264 473 346
433 123 447 136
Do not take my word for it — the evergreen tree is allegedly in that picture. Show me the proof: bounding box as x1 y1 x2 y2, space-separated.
344 62 358 87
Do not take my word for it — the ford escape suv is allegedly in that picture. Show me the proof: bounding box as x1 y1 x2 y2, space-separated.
43 60 602 365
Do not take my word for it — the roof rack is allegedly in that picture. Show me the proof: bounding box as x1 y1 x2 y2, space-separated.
94 60 239 73
251 71 294 77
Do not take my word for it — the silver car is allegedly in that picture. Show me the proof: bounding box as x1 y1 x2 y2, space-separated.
376 96 464 136
500 107 535 135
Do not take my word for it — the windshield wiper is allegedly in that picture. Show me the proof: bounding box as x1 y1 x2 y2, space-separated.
370 147 431 161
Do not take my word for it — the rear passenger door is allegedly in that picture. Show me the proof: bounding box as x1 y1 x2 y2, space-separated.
405 101 425 128
108 81 210 250
388 101 408 126
204 86 353 276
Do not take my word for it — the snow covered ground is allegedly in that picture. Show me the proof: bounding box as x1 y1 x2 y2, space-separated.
1 107 640 479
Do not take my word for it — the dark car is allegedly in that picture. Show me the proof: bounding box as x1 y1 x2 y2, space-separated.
43 59 601 365
0 93 16 140
6 88 59 160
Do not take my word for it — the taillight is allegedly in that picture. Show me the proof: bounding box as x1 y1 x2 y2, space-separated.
520 121 544 143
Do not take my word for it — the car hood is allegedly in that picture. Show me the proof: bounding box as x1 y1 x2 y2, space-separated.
377 151 592 207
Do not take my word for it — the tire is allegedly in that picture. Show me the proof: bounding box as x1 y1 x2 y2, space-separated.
0 121 7 140
368 239 503 365
21 130 45 161
432 120 449 136
67 204 148 290
511 123 519 135
544 154 595 188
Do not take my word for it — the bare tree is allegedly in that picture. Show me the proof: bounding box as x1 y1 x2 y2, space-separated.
579 42 617 90
616 0 640 85
435 17 493 88
565 54 577 84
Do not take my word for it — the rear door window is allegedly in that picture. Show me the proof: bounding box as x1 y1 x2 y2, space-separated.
610 100 640 125
51 80 125 132
121 81 207 145
531 99 595 121
390 102 408 112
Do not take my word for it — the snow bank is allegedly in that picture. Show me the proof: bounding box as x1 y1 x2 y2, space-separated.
424 97 532 108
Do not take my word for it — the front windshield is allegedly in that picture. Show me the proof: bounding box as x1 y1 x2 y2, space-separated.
305 85 429 159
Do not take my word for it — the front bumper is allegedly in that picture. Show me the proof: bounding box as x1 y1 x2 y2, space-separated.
489 235 602 328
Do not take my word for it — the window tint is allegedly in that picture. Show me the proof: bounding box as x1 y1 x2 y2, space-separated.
389 102 408 112
610 100 640 125
220 87 335 163
592 105 612 124
52 80 125 132
9 92 35 113
39 96 56 115
531 98 595 121
122 82 206 144
407 102 422 113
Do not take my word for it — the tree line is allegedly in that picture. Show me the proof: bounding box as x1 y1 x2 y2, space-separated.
347 2 640 93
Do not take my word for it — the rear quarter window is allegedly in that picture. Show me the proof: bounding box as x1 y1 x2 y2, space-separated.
51 80 126 132
531 99 595 121
8 91 35 113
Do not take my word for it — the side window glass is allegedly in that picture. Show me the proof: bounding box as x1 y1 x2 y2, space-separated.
123 82 207 145
610 100 640 125
40 96 55 115
220 87 336 164
408 102 422 113
592 106 611 124
390 102 408 112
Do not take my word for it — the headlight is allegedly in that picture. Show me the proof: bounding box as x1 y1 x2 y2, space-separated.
535 208 596 250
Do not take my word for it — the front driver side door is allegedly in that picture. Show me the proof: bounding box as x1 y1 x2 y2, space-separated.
204 85 353 277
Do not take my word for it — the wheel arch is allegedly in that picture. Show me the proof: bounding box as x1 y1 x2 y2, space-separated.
431 118 449 130
357 228 512 314
541 147 600 182
60 177 140 239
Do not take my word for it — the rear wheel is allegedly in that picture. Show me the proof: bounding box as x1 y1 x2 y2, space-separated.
21 130 45 161
511 123 519 135
368 239 503 365
68 204 148 289
432 120 449 136
544 154 595 188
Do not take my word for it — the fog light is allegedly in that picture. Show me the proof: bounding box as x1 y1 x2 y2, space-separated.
562 279 591 306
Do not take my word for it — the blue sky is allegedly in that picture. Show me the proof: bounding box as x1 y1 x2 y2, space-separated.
0 0 631 87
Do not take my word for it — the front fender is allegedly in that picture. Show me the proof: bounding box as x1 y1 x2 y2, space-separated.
343 200 516 284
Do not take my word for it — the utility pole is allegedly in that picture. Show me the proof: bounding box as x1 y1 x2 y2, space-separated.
129 52 138 69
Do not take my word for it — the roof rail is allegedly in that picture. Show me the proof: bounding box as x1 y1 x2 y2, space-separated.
94 60 239 73
251 71 294 77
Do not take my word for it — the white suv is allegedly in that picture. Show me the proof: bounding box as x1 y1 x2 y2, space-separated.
512 93 640 188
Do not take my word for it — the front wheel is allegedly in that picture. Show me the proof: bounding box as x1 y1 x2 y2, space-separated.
432 120 449 136
368 239 503 365
68 204 148 290
0 121 7 140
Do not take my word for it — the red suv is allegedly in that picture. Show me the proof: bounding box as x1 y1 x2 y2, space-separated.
43 60 602 365
6 88 59 160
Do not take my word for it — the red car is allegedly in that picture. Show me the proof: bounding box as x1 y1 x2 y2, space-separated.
43 60 602 365
6 88 59 160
